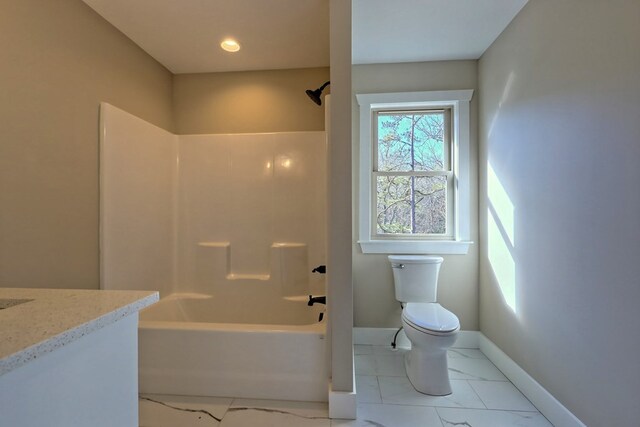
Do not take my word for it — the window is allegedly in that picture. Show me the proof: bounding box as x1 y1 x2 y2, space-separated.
357 90 473 254
375 109 453 238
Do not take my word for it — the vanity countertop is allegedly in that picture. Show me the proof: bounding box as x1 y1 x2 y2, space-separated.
0 288 158 376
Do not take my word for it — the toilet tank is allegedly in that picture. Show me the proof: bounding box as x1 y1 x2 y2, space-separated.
388 255 443 303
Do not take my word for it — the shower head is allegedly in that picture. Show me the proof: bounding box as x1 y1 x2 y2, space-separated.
306 89 323 106
306 81 330 106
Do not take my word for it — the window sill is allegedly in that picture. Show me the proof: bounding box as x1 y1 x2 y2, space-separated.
358 240 473 255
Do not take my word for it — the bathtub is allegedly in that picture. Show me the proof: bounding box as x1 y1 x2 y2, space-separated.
138 293 328 402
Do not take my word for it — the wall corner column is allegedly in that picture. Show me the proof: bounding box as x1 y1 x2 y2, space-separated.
328 0 354 408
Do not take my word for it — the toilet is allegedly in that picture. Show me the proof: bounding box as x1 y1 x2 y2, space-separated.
388 255 460 396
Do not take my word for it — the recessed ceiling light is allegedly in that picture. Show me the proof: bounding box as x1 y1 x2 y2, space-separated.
220 39 240 53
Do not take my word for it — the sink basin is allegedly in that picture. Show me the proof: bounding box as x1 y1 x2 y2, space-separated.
0 299 34 310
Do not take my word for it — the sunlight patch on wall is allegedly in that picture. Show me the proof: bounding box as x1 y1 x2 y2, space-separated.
488 208 516 312
487 162 516 313
488 163 515 246
488 71 515 138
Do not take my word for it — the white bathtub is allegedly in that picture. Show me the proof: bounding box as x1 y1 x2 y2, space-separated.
138 293 328 402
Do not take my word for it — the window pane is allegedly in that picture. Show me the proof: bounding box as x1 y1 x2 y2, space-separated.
377 112 445 172
414 176 447 234
376 175 447 235
376 175 412 234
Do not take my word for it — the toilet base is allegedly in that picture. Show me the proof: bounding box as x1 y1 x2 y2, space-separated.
404 347 453 396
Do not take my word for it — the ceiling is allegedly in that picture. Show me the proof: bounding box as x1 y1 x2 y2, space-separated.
353 0 529 64
81 0 330 74
82 0 528 74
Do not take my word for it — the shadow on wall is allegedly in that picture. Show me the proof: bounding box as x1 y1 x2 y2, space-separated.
487 162 517 314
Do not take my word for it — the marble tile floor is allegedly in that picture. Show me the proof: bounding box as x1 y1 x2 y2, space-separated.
139 345 553 427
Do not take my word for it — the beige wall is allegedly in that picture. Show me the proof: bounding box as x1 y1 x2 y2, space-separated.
0 0 173 289
173 68 330 134
0 1 328 290
352 61 479 330
479 1 640 425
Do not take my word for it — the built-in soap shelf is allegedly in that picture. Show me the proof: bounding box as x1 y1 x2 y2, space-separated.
226 273 270 281
196 241 310 295
0 299 34 310
198 242 230 248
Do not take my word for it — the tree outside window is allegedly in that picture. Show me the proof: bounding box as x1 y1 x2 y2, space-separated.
375 110 451 236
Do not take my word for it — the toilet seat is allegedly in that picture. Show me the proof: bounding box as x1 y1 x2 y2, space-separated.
402 303 460 336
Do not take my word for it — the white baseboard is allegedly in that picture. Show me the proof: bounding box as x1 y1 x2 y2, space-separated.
353 327 409 347
353 327 585 427
328 382 357 419
328 349 357 420
353 327 479 349
478 334 585 427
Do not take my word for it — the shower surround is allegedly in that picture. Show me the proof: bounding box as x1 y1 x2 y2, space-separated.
100 103 328 401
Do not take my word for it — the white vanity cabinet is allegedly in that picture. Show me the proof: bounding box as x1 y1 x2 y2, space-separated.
0 288 158 427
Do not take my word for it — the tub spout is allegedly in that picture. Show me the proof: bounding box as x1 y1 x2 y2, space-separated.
308 295 326 306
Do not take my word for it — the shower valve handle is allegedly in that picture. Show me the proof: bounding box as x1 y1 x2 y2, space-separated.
312 265 326 274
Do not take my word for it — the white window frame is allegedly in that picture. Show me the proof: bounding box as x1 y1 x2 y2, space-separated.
356 90 474 255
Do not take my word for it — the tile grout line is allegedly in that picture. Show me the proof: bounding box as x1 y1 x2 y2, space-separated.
438 406 549 414
475 349 550 417
375 375 383 404
465 379 488 410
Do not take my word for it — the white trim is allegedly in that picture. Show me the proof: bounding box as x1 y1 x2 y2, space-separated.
328 371 357 419
328 324 357 419
353 327 479 349
356 90 474 255
356 90 473 107
353 327 410 347
479 335 586 427
352 328 586 427
452 330 480 349
358 240 473 255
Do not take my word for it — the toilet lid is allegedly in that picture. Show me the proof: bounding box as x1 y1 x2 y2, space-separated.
402 303 460 333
